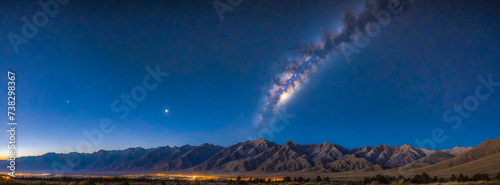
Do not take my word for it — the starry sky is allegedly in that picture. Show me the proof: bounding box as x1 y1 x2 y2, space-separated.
1 0 500 157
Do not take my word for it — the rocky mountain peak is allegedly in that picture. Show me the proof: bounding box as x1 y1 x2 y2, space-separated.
284 140 297 148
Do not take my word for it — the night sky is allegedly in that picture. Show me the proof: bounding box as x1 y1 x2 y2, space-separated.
1 0 500 158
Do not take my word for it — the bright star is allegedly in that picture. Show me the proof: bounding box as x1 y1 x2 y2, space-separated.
165 109 169 113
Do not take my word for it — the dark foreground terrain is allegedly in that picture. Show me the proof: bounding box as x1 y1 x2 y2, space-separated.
1 172 500 185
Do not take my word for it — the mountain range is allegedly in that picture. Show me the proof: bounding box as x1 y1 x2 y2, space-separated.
4 137 492 176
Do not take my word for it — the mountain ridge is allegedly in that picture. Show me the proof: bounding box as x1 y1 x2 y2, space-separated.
1 138 477 175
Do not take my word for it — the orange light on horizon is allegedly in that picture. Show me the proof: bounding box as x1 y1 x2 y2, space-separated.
153 174 220 180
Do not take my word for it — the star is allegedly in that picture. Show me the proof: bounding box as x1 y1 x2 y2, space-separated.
165 109 168 113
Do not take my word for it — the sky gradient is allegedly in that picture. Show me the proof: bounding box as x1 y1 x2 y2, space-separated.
1 0 500 158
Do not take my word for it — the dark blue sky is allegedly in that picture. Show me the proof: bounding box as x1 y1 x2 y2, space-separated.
1 0 500 157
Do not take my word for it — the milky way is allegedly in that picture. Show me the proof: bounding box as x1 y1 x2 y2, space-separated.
255 0 412 128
